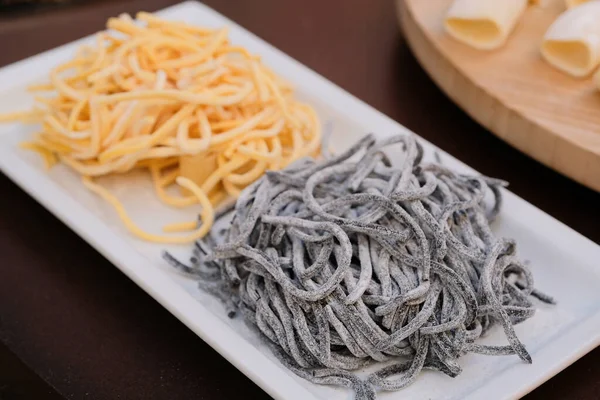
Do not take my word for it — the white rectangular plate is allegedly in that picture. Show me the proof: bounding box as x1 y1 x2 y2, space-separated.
1 2 599 399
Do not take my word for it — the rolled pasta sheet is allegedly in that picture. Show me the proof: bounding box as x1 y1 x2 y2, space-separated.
444 0 528 50
566 0 591 8
541 1 600 77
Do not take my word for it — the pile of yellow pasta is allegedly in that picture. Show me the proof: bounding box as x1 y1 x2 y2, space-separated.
2 12 321 243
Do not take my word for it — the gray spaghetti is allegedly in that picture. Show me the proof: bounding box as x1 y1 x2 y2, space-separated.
164 134 553 399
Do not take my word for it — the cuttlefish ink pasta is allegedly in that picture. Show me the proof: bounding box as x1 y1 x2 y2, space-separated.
165 134 553 399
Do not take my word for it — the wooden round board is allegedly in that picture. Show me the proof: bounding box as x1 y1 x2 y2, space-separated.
397 0 600 192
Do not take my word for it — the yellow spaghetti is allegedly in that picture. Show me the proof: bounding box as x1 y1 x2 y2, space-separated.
1 12 321 243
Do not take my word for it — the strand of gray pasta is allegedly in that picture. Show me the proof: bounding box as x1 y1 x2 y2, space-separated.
327 268 403 359
420 292 467 335
389 261 413 294
431 261 478 325
286 192 414 242
374 280 431 317
266 170 347 199
375 250 395 329
481 239 532 363
300 164 408 227
220 179 283 252
409 199 447 261
348 152 385 191
325 305 369 358
361 135 414 170
265 337 376 400
471 211 496 247
453 210 481 251
502 259 535 296
287 227 332 243
256 292 292 354
439 287 453 324
368 336 430 391
302 186 432 281
378 281 442 351
430 339 463 376
439 175 474 203
300 238 334 280
440 177 488 217
466 343 517 356
388 171 438 202
270 195 410 244
293 133 376 179
426 357 462 378
267 216 352 276
236 226 351 302
478 304 535 320
485 181 504 222
313 302 332 361
429 328 461 361
345 234 373 304
367 135 419 197
327 297 392 362
453 326 468 357
284 290 370 370
515 282 556 304
464 319 483 342
264 278 312 368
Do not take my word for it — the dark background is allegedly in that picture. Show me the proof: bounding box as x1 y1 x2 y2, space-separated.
0 0 599 399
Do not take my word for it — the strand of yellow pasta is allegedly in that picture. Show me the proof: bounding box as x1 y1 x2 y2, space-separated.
82 176 214 244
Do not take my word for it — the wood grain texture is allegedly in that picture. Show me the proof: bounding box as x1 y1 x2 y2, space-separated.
398 0 600 192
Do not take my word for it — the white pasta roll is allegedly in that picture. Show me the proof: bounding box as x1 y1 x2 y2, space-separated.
541 1 600 77
444 0 528 50
565 0 591 8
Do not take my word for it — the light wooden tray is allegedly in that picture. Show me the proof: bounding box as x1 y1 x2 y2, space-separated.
397 0 600 192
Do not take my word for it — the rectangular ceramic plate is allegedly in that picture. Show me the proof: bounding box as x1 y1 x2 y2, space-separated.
1 2 599 399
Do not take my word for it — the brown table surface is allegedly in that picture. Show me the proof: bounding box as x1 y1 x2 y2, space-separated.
1 0 599 399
